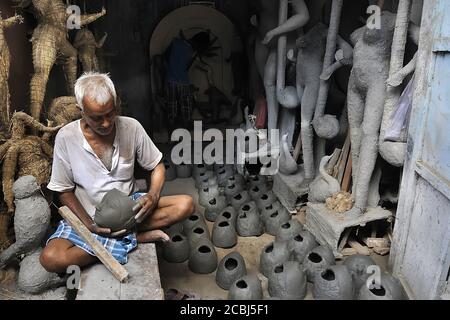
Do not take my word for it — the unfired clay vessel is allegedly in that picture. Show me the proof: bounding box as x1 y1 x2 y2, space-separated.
216 252 247 290
94 189 136 232
228 274 263 300
237 202 263 237
204 195 227 222
308 155 341 203
212 218 237 249
183 213 207 235
357 273 407 300
344 254 376 291
256 191 277 210
275 219 303 242
278 134 298 175
231 191 251 210
187 224 211 248
217 206 238 227
303 245 336 283
268 261 306 300
260 240 291 278
262 207 291 236
313 265 354 300
162 233 190 263
288 229 319 262
250 185 267 201
188 238 218 274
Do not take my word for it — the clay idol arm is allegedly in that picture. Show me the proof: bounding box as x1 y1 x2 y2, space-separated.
320 35 354 80
386 52 418 87
2 14 24 28
78 7 106 27
262 0 310 45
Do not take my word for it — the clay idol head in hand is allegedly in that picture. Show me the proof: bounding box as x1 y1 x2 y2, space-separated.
94 189 137 232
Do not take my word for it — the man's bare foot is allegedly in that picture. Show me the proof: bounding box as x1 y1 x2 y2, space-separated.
137 229 170 243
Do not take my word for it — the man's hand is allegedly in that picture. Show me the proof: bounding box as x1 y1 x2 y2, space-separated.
89 223 127 238
134 193 158 224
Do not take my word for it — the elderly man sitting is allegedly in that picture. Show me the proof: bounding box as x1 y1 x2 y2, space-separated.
40 72 194 272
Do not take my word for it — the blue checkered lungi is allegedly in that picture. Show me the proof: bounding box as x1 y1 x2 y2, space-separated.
47 192 146 264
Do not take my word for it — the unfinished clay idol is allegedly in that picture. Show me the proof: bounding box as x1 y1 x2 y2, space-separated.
288 229 319 262
188 239 218 274
313 265 354 300
175 163 192 178
162 232 190 263
357 273 407 300
163 159 177 181
279 134 298 175
187 224 211 248
204 195 227 222
228 274 263 300
18 248 65 294
0 176 50 268
275 219 303 242
263 207 291 236
183 213 207 234
216 252 247 290
268 261 306 300
256 191 276 210
231 191 251 210
237 202 263 237
260 241 291 278
94 189 136 232
308 155 341 203
344 255 376 291
212 218 237 249
303 245 336 282
217 206 237 226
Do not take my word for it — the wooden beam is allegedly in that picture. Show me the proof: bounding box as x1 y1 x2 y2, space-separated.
326 148 341 175
338 227 352 253
348 238 370 256
293 132 302 162
58 206 129 282
341 156 352 192
336 132 351 184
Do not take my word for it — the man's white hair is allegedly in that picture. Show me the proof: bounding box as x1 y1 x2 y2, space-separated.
74 72 117 111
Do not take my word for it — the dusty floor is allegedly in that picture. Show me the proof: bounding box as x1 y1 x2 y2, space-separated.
158 177 389 300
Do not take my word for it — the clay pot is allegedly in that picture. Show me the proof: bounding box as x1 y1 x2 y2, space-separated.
175 163 192 178
228 274 263 300
249 185 267 201
162 233 190 263
248 175 267 189
357 274 407 300
231 191 251 210
260 241 291 278
288 229 319 262
195 170 214 188
216 165 235 186
237 202 263 237
256 191 277 210
344 255 377 291
217 206 237 226
94 189 137 232
162 222 184 236
204 195 227 222
216 252 247 290
275 219 303 242
193 164 208 177
303 245 336 283
187 224 211 248
183 213 207 234
224 181 245 200
212 218 237 248
263 207 291 236
261 201 283 216
164 159 177 181
226 174 246 189
198 184 220 207
268 261 306 300
188 239 218 274
313 265 354 300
